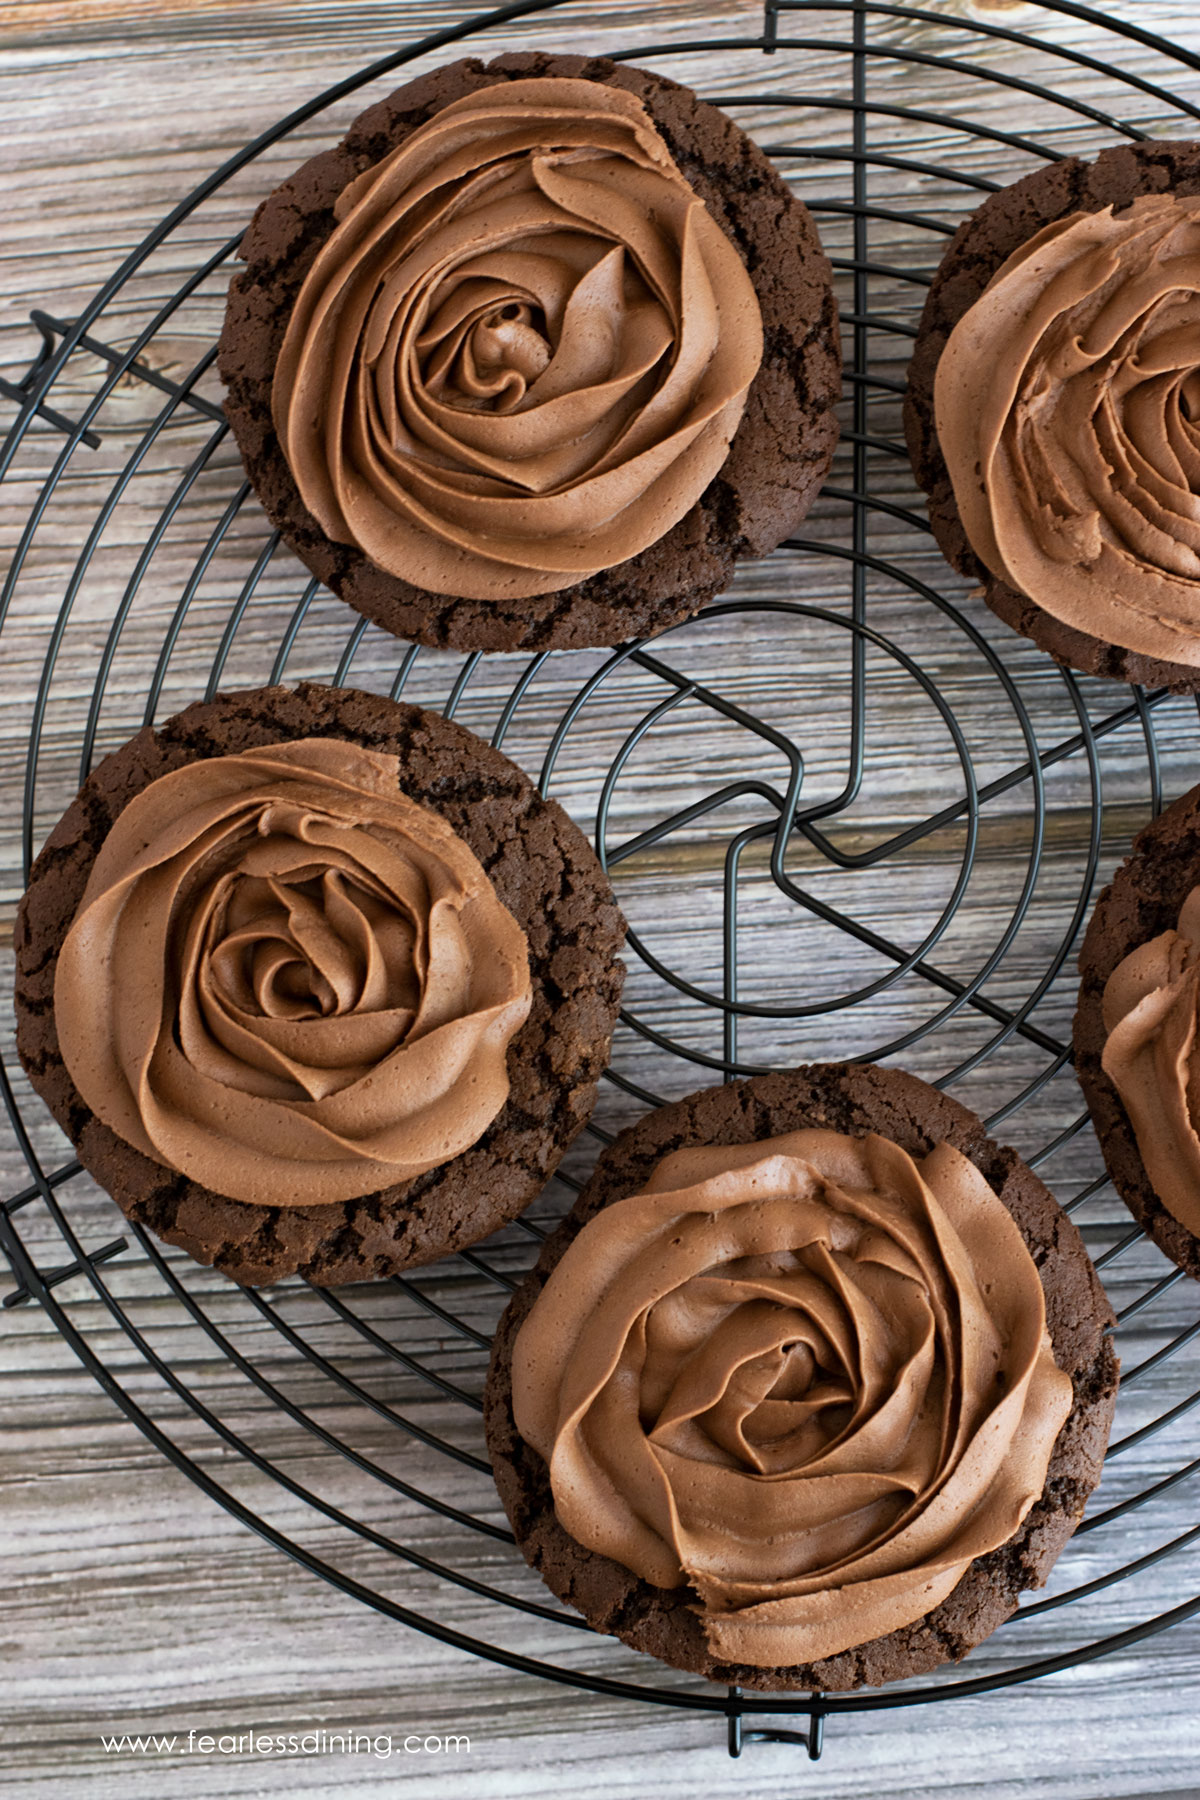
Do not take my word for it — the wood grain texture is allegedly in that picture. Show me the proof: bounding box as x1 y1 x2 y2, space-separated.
5 1 1200 1794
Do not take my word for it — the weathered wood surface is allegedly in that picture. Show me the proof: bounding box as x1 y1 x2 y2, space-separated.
6 2 1200 1795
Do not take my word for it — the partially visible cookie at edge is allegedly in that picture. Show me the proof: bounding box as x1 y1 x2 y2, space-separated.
904 140 1200 691
1076 782 1200 1280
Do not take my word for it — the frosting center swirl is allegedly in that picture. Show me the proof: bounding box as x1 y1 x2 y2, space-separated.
54 738 532 1207
272 76 764 602
512 1129 1071 1667
935 193 1200 666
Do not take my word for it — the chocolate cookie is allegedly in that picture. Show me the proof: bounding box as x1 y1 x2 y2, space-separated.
484 1063 1117 1692
218 52 841 653
14 682 626 1286
905 140 1200 691
1076 784 1200 1279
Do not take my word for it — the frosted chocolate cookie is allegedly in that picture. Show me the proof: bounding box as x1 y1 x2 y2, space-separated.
485 1063 1117 1691
218 52 841 652
1076 781 1200 1278
14 682 626 1286
905 142 1200 689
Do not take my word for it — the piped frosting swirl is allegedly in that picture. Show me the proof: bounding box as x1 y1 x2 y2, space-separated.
512 1128 1071 1668
272 76 764 602
1102 881 1200 1233
54 737 531 1208
935 193 1200 666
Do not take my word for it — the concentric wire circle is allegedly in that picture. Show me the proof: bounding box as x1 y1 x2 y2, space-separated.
5 0 1200 1746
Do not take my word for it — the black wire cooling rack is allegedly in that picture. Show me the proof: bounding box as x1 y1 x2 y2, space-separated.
5 0 1200 1766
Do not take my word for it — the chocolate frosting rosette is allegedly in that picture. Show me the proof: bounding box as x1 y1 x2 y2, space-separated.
52 737 531 1209
272 76 764 604
485 1066 1117 1689
935 194 1200 669
1101 884 1200 1236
